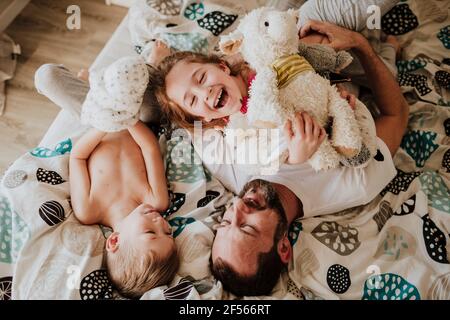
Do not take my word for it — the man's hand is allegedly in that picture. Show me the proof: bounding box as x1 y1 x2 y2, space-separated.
284 112 326 165
299 20 366 51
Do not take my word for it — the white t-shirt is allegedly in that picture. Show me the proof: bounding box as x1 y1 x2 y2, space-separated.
193 129 396 218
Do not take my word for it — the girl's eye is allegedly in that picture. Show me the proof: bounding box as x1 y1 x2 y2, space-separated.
220 219 231 226
147 231 155 234
191 96 195 107
200 73 206 84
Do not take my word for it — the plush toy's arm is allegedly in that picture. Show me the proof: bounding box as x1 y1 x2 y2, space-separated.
247 69 285 128
327 85 362 155
298 42 353 73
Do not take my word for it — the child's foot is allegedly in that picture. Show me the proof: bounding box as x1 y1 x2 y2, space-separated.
385 35 402 60
77 69 89 82
147 40 171 66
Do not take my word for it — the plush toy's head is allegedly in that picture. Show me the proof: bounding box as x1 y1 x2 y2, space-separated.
220 7 299 70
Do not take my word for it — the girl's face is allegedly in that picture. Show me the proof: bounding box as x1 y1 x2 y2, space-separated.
165 60 246 122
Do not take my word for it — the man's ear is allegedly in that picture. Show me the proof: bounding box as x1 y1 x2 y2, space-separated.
277 234 292 264
106 232 120 253
219 30 243 55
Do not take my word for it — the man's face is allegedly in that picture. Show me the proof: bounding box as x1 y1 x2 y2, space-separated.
211 180 287 276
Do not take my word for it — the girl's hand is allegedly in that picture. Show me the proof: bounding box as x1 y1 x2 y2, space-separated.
336 83 356 110
284 112 326 165
147 40 171 66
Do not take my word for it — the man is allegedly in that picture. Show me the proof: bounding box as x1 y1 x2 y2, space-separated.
209 20 409 297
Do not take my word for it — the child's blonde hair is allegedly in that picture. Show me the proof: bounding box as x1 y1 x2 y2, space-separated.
106 240 179 299
149 51 247 130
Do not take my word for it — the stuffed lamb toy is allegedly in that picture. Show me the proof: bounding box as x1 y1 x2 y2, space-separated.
219 7 377 171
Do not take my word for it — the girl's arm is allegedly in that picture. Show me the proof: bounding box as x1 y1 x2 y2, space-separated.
128 121 169 212
69 129 106 224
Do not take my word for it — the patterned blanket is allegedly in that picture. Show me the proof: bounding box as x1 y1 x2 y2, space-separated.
0 0 449 300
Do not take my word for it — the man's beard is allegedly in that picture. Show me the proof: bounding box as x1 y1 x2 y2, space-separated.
238 179 288 234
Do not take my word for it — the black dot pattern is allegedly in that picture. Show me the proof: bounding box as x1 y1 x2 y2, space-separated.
197 190 220 208
197 11 237 36
374 149 384 162
380 169 421 196
443 149 450 173
398 72 432 96
134 45 143 54
327 264 351 294
36 168 65 185
79 270 113 300
444 118 450 136
435 71 450 89
162 191 186 218
39 200 65 226
0 276 12 300
373 200 393 231
381 3 418 35
340 144 372 167
422 214 449 264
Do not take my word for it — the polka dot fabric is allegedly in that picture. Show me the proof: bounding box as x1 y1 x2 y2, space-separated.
401 130 438 168
197 11 237 36
381 3 418 35
398 72 432 96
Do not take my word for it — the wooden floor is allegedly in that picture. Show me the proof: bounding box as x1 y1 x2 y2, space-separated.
0 0 127 173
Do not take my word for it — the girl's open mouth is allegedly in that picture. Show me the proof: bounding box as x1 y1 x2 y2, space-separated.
214 88 229 109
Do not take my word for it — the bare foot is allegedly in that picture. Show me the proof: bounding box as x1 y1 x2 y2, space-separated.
385 35 402 60
77 69 89 82
147 40 171 66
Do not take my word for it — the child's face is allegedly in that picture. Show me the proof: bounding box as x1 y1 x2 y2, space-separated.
119 204 174 258
165 60 244 122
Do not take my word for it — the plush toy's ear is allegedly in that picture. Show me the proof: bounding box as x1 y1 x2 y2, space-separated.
287 8 299 23
219 30 243 55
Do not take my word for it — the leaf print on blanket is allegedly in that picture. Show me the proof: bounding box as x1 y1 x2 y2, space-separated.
362 273 420 300
437 25 450 49
163 192 186 218
311 221 360 256
39 200 65 226
396 58 427 73
444 118 450 136
2 170 27 189
36 168 66 185
374 226 417 261
30 138 72 158
394 194 416 216
0 276 12 300
287 279 303 299
398 72 432 96
288 220 302 246
401 130 438 168
146 0 182 16
427 273 450 299
166 138 205 184
197 190 220 208
380 169 420 196
422 214 449 264
197 11 237 36
184 2 204 20
79 270 113 300
0 196 29 263
164 278 194 300
419 172 450 214
373 200 393 231
381 4 418 35
327 264 351 294
169 217 195 238
161 32 208 54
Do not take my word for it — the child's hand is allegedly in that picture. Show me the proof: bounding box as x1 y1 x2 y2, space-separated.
147 40 171 66
284 112 326 165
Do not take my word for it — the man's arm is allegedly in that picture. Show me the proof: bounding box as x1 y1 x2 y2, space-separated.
300 20 409 156
69 129 106 224
128 121 169 212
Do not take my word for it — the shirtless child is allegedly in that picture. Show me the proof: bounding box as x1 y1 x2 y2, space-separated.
69 41 178 299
